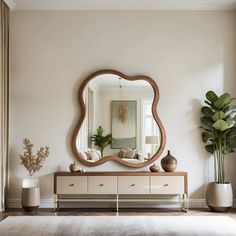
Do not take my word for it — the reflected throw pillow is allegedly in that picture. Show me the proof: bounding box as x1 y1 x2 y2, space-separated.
85 149 100 161
79 151 89 160
126 148 138 159
119 148 138 159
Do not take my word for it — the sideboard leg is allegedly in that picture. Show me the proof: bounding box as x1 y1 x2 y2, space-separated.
116 194 119 212
54 194 57 211
54 194 59 211
179 194 183 210
181 193 188 213
185 193 189 212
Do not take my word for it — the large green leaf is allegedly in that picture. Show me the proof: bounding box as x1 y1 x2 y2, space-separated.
224 137 236 153
213 119 228 131
201 116 214 126
202 132 211 142
214 93 232 110
204 100 216 110
224 105 236 116
225 127 236 139
199 127 211 132
225 107 236 119
205 144 215 154
212 129 221 139
212 111 226 121
201 107 214 117
206 91 218 103
227 112 236 120
226 120 235 129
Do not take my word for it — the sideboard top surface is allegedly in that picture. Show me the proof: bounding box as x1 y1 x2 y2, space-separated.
54 171 187 177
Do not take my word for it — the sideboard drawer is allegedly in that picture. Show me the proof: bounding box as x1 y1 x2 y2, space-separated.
118 176 149 194
56 176 87 194
150 176 185 194
88 176 117 194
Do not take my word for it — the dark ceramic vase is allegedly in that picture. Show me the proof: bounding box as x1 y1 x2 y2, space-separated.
161 150 177 172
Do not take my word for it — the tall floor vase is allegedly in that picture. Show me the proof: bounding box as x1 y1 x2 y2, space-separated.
22 176 40 212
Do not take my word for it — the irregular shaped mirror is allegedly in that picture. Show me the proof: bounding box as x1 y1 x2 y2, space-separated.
72 70 166 167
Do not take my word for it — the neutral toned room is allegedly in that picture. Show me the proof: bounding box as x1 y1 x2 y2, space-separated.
0 0 236 235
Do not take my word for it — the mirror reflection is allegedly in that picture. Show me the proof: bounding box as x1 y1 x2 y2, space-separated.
76 74 161 164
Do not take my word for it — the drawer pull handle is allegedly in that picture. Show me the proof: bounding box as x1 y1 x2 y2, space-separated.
99 184 104 187
69 184 75 187
130 184 136 187
163 184 169 187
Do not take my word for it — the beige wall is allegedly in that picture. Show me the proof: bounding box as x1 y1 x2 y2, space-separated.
8 11 236 207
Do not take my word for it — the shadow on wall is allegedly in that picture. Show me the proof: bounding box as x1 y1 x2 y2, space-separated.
39 173 54 198
7 146 23 199
191 185 207 200
188 99 202 148
188 99 212 196
226 154 236 196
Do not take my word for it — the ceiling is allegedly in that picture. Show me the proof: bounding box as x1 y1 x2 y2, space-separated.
5 0 236 10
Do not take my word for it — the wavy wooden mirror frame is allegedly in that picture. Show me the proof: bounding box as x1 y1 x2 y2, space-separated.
71 69 166 168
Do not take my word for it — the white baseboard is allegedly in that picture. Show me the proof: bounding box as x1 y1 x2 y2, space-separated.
7 198 236 209
8 198 233 209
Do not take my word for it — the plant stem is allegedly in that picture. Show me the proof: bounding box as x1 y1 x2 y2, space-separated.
218 136 225 184
213 151 217 183
217 147 221 183
215 141 219 183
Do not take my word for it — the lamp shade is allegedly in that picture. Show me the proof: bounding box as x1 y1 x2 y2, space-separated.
145 136 158 144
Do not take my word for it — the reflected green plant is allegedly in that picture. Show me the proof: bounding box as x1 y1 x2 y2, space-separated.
91 126 113 158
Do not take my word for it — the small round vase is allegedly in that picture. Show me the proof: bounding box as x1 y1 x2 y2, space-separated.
149 164 160 172
161 150 177 172
69 161 80 172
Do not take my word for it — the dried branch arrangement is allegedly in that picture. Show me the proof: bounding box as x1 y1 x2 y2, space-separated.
19 138 50 176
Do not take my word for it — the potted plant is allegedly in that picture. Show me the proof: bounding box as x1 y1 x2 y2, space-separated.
19 138 50 211
200 91 236 212
91 126 113 158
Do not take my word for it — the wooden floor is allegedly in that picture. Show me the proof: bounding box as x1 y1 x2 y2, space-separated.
1 208 236 222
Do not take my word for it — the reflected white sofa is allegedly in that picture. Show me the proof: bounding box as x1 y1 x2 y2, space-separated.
79 148 145 163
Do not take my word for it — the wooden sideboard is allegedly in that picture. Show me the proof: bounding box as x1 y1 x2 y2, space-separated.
54 171 188 211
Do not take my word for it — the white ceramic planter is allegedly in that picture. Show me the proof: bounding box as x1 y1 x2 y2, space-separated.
22 176 40 212
206 182 233 212
22 187 40 211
